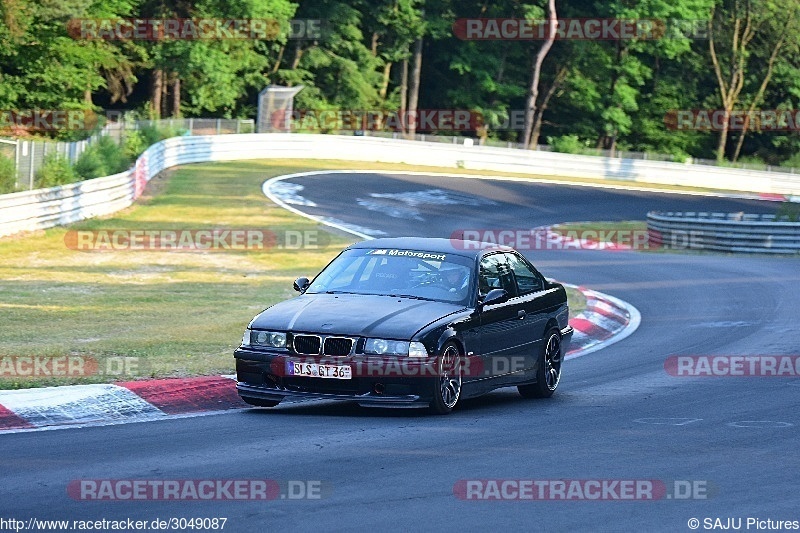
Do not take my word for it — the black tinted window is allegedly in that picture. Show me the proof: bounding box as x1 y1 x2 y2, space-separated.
306 248 474 305
504 252 543 295
479 253 517 297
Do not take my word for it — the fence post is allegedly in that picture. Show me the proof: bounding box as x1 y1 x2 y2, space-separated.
236 120 241 134
216 118 221 134
28 142 35 190
189 118 193 135
14 140 20 189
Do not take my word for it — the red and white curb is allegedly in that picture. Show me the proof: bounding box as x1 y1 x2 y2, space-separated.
564 284 641 359
0 377 245 433
0 286 638 434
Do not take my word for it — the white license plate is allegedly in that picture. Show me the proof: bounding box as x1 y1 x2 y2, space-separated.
287 361 352 379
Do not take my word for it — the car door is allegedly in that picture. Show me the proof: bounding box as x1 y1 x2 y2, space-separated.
476 253 530 386
502 252 550 382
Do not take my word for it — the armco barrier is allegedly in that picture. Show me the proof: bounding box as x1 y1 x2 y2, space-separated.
0 170 134 237
3 133 800 238
647 211 800 254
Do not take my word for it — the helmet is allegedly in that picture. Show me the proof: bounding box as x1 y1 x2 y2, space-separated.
440 265 470 291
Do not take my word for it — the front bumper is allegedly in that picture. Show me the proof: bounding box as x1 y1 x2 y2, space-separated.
234 349 435 408
236 382 427 408
561 325 574 353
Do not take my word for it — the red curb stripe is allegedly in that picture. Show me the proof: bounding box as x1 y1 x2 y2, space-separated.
569 318 613 340
119 377 246 415
758 193 787 202
0 404 35 430
585 304 627 324
569 318 602 333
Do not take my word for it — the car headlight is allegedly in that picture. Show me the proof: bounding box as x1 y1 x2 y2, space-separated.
245 329 287 348
364 338 428 357
408 341 428 357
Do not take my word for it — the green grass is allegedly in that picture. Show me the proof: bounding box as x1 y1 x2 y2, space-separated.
564 286 586 317
0 160 357 389
0 159 590 389
550 220 648 235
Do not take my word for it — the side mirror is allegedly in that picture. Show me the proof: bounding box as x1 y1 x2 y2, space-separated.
479 288 509 309
293 277 310 293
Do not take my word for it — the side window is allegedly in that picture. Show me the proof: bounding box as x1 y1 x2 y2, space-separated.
504 252 543 295
478 254 517 297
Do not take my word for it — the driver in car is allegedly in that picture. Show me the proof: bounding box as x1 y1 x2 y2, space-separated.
441 265 470 298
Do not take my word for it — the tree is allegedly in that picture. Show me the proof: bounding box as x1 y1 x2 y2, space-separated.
729 2 800 161
708 0 799 161
274 0 384 118
0 0 139 128
522 0 557 149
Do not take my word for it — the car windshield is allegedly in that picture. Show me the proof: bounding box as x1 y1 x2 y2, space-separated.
306 248 474 305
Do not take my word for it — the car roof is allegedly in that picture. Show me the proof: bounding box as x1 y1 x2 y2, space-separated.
347 237 513 259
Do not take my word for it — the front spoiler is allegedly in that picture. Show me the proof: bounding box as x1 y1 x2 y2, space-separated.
236 382 429 408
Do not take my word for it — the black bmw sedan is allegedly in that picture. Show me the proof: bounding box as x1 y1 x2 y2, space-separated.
234 237 573 414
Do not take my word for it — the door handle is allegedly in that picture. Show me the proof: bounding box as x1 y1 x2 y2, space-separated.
518 310 526 320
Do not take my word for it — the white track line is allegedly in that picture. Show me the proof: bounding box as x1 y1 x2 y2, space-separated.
263 168 783 210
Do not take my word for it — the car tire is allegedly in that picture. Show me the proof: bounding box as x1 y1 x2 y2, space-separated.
241 397 281 408
518 327 562 399
429 341 463 415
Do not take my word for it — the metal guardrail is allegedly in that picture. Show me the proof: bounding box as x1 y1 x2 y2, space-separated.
344 134 800 198
0 119 254 191
0 170 135 236
3 133 800 239
647 211 800 254
363 131 800 169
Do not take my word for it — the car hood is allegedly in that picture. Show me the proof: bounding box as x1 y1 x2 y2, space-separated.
250 293 466 339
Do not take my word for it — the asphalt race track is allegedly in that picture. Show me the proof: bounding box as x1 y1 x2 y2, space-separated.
3 172 800 532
